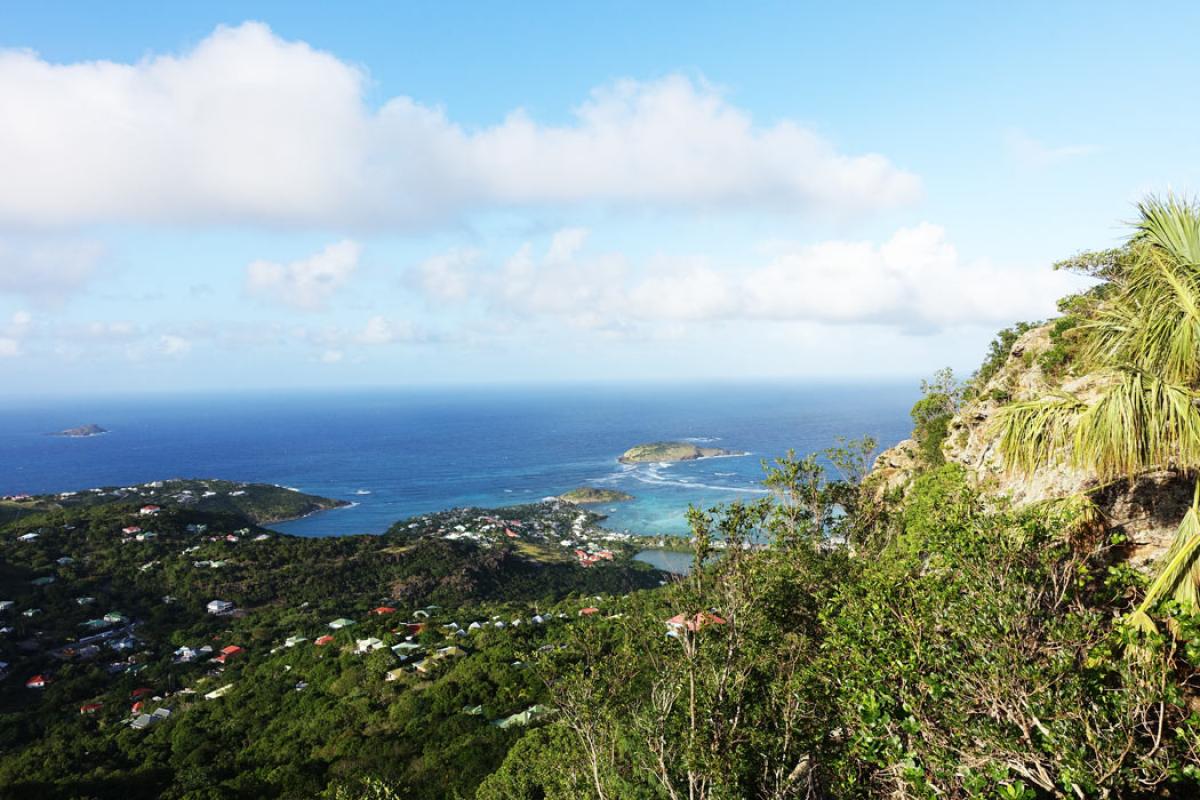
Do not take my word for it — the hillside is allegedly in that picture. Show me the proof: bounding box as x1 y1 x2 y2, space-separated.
0 487 665 799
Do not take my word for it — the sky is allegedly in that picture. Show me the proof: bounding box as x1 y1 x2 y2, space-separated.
1 1 1197 396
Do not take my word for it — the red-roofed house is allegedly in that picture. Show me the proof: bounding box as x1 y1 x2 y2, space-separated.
314 635 335 646
80 703 103 714
139 505 161 516
130 687 154 698
131 700 144 714
371 606 397 615
578 607 600 616
665 612 728 633
25 675 47 689
122 526 142 535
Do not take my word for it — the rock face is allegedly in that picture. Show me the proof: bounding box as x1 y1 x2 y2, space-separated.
873 323 1189 567
618 442 738 464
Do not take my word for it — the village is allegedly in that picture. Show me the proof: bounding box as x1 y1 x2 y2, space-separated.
0 479 688 750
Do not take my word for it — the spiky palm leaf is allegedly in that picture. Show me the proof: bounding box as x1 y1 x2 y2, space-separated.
993 370 1200 478
1128 484 1200 635
1078 197 1200 385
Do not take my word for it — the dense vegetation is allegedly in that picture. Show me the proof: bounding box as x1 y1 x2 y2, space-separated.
7 198 1200 798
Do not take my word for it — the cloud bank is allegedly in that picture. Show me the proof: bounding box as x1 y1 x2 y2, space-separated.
418 224 1085 333
0 22 919 231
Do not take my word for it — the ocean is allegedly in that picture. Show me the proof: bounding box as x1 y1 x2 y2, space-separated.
0 382 917 537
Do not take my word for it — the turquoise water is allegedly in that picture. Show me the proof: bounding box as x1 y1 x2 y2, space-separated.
0 382 917 537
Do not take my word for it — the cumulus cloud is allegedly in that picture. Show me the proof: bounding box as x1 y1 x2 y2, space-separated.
414 248 480 302
0 238 104 302
0 23 919 230
419 225 1086 333
245 239 361 311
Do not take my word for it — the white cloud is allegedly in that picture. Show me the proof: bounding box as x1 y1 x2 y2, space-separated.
0 238 104 302
356 315 418 345
0 23 919 230
418 224 1086 333
158 334 192 357
0 337 18 357
414 248 480 302
1004 129 1101 169
245 239 361 311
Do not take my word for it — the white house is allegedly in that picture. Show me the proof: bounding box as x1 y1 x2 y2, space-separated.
206 599 235 615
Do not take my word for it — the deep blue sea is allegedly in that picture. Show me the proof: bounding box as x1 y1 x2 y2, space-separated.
0 383 917 537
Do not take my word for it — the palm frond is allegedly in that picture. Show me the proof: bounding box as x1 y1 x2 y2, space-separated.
1072 370 1200 478
991 393 1085 474
1131 483 1200 625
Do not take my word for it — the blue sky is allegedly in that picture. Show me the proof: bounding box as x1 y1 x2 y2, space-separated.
0 1 1196 394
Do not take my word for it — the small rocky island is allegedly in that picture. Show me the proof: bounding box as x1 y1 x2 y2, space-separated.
52 424 108 438
558 487 635 505
618 441 740 464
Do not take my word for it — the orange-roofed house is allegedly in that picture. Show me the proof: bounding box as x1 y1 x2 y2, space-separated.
371 606 397 615
665 612 728 633
314 635 335 646
578 607 600 616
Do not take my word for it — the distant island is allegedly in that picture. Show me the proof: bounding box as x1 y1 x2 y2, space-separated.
618 441 740 464
52 423 108 438
558 487 635 505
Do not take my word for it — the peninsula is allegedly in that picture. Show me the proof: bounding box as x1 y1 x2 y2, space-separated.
618 441 740 464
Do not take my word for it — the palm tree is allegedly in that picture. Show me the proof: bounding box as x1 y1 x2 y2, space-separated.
993 196 1200 632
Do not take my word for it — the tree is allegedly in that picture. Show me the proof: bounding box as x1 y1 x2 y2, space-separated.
993 195 1200 633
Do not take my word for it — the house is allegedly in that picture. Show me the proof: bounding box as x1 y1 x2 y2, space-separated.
16 532 38 542
56 556 74 566
139 505 161 516
206 599 235 615
76 596 96 605
26 674 47 689
213 645 243 664
391 642 422 659
493 704 555 729
314 634 335 646
103 611 127 624
436 645 466 659
283 635 307 648
385 667 407 682
80 703 103 714
578 607 600 616
370 606 397 616
22 608 40 617
122 526 141 535
81 618 110 631
131 687 154 699
130 708 171 730
204 684 234 700
0 601 14 613
328 618 355 630
405 622 426 635
665 612 728 634
31 576 55 586
354 637 386 654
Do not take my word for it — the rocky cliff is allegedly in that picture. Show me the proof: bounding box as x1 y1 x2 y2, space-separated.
873 323 1191 567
